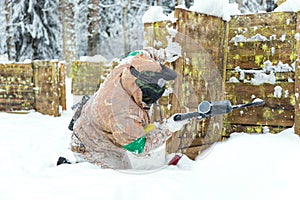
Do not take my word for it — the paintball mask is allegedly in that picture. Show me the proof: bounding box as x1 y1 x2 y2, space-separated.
130 64 177 104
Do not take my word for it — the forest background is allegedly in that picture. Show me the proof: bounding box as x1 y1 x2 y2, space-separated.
0 0 269 65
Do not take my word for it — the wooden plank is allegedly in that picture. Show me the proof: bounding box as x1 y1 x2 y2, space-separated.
225 83 295 127
226 70 295 82
225 82 295 105
230 12 297 28
228 24 297 41
227 41 296 69
227 54 294 69
59 62 67 111
228 40 295 58
0 98 34 111
33 60 61 117
225 106 294 126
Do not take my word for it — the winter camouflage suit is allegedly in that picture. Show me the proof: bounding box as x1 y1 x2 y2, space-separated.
71 49 177 169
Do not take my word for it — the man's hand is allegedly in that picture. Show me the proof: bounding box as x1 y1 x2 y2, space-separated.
165 113 191 133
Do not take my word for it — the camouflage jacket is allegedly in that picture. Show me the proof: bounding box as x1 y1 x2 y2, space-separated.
73 51 173 169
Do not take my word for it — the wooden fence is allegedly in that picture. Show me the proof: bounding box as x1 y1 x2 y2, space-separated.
143 8 300 159
0 60 66 116
70 8 300 159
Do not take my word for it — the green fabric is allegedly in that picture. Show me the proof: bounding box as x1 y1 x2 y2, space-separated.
123 135 146 154
127 51 144 57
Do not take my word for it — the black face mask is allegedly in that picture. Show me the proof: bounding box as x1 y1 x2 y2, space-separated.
130 64 177 105
137 82 165 105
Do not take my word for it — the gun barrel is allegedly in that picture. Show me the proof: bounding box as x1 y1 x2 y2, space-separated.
232 100 265 110
173 112 200 121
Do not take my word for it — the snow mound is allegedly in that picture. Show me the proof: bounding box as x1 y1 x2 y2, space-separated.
142 6 169 23
80 55 107 63
190 0 240 21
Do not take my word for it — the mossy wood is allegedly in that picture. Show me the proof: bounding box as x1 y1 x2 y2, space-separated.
144 9 227 159
144 9 300 159
0 61 66 116
225 11 299 136
0 63 34 111
71 61 114 95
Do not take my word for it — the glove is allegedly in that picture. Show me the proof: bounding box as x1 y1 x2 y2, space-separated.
165 113 191 133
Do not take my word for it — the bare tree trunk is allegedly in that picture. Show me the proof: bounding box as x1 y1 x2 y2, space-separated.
60 0 77 74
87 0 100 56
122 0 129 56
5 0 15 61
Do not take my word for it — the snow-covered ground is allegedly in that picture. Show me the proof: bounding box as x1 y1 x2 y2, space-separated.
1 80 300 200
1 111 300 200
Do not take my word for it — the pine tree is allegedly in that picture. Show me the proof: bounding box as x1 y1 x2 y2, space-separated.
9 0 62 61
0 0 7 55
61 0 77 68
74 0 88 57
238 0 265 13
87 0 100 56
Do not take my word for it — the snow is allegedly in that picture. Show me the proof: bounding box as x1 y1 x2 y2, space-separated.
274 0 300 12
143 1 242 23
233 61 294 85
0 79 300 200
230 34 268 44
0 54 8 62
1 111 300 200
79 55 107 63
142 6 169 23
189 0 240 21
274 85 283 98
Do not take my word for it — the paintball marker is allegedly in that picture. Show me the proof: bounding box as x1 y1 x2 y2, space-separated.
173 99 265 122
68 95 90 131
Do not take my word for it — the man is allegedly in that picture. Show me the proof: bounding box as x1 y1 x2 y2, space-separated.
67 48 189 170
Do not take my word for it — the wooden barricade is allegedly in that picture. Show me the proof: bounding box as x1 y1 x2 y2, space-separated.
0 61 66 116
0 62 35 111
33 60 66 117
145 8 227 159
144 8 300 159
71 61 114 96
224 12 298 135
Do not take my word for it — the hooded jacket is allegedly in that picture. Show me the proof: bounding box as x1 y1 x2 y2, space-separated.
73 51 174 169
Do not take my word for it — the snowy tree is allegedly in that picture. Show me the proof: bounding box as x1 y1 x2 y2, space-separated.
0 0 7 55
237 0 265 13
74 0 88 57
5 0 16 60
60 0 77 67
95 0 146 59
8 0 62 61
1 0 190 61
87 0 100 56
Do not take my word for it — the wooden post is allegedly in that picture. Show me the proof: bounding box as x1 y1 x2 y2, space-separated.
295 11 300 136
59 62 67 111
33 60 61 117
